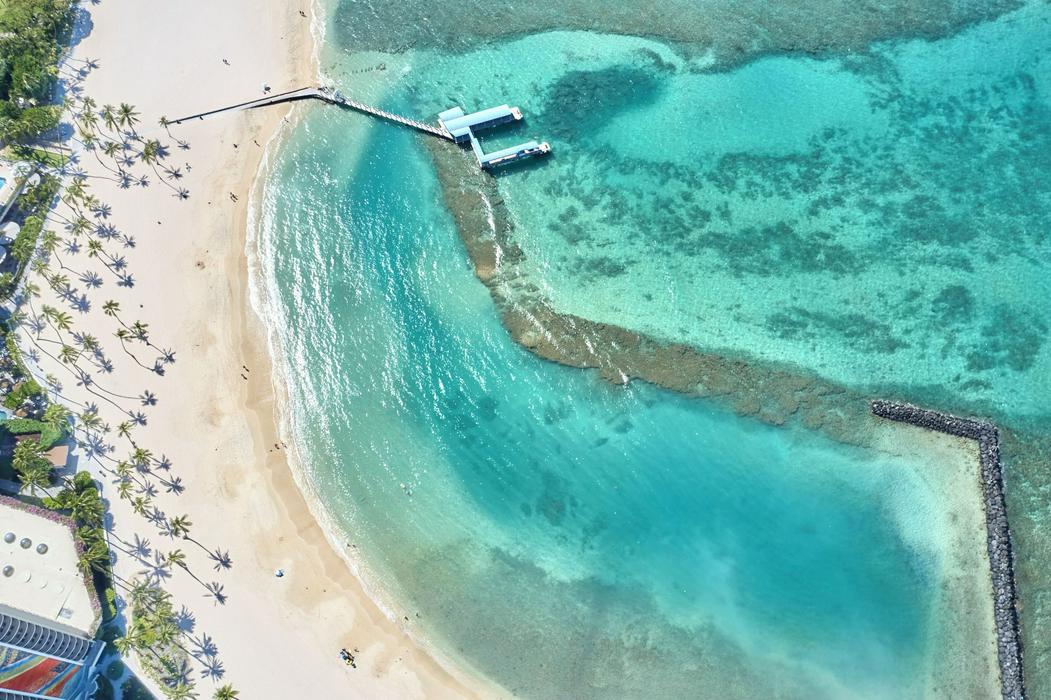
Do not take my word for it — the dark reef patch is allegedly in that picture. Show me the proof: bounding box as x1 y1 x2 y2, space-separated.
765 308 908 354
418 132 1049 694
539 64 663 141
333 0 1021 69
966 306 1048 373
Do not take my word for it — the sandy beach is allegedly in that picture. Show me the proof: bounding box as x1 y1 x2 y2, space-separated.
25 0 501 696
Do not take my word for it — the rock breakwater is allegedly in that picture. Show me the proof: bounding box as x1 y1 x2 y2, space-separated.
871 400 1024 700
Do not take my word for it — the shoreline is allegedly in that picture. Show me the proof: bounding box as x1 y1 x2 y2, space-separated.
35 0 500 696
222 4 508 699
242 97 509 697
40 0 1028 696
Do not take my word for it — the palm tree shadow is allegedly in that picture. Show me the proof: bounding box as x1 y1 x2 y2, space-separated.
175 606 195 634
66 6 95 48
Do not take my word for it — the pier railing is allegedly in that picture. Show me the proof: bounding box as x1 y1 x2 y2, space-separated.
170 86 452 140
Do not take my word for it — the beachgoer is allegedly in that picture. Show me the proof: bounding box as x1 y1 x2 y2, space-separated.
274 568 284 578
222 58 230 65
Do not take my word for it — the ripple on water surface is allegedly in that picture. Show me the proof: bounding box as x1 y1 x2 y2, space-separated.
259 77 999 695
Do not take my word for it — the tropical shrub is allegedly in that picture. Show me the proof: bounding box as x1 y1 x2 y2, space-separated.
121 674 157 700
93 675 115 700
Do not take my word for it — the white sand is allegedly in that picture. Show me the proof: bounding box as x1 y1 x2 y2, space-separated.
24 0 504 697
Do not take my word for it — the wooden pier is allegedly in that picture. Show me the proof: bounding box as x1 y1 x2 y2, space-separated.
169 88 552 170
170 86 453 140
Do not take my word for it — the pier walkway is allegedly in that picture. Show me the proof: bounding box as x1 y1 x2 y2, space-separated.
170 88 552 169
170 86 452 140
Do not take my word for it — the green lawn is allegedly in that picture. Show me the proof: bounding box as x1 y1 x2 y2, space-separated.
2 144 69 168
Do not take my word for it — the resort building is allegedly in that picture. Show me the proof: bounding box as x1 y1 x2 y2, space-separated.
0 496 103 699
0 161 36 224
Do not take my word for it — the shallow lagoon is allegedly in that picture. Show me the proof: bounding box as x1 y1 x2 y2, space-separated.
252 1 1051 696
259 95 995 700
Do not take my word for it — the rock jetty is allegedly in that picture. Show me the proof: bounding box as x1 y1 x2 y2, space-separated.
871 399 1024 700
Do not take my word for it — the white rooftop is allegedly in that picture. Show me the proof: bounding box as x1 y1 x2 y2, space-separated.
0 501 96 636
0 159 33 223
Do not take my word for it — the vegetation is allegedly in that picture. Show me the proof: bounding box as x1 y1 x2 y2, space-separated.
0 171 61 301
3 143 69 168
98 622 121 653
120 581 192 697
0 0 76 144
120 675 157 700
105 658 124 680
2 376 43 409
11 435 50 493
93 675 116 700
0 17 233 696
101 582 117 620
0 415 65 447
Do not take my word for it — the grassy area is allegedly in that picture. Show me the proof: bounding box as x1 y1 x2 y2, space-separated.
2 143 68 168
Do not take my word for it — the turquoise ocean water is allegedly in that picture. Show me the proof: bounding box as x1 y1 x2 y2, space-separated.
256 1 1051 697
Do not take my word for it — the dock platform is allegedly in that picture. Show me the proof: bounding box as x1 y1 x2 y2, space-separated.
169 88 552 170
439 104 551 169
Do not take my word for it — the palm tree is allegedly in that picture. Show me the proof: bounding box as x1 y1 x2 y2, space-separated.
117 421 133 441
114 634 136 655
78 407 103 431
168 515 192 539
17 463 52 497
214 685 239 700
117 479 134 501
78 334 100 353
102 299 121 318
130 321 150 344
165 549 187 571
100 104 119 132
117 103 140 130
167 683 196 700
115 328 148 369
42 403 70 431
58 344 80 365
39 230 62 263
139 139 158 166
102 139 121 162
131 495 151 517
131 447 154 467
127 579 157 610
70 491 105 527
13 440 51 496
154 619 179 647
77 537 110 575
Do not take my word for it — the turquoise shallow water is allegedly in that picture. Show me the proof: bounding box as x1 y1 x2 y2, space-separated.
379 3 1051 424
260 114 991 697
255 1 1051 697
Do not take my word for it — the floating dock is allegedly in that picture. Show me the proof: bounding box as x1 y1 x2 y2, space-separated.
170 87 551 171
439 105 550 170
